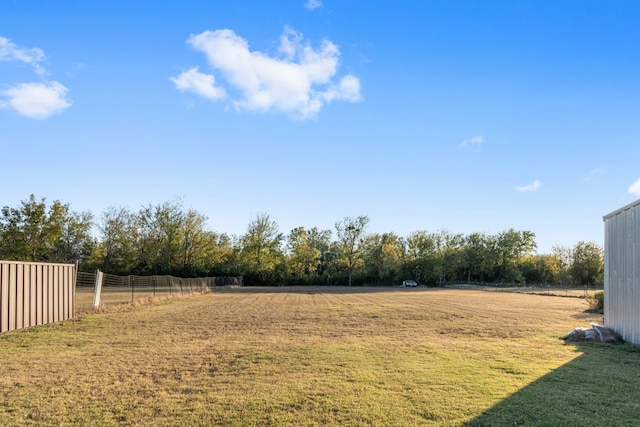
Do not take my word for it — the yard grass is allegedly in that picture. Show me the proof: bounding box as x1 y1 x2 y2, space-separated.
0 287 636 426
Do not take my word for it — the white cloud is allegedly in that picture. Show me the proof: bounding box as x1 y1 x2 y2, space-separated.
460 135 484 148
0 36 46 76
1 36 71 119
170 67 226 101
173 27 361 119
1 82 71 119
304 0 323 10
515 180 542 192
628 178 640 197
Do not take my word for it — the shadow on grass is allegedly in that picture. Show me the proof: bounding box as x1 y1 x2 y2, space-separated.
466 341 640 426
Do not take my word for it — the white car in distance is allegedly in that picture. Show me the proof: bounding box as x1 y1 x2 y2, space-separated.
402 280 418 287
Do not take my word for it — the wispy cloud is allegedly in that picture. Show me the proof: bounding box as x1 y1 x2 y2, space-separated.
628 178 640 197
584 168 604 182
0 36 46 76
515 180 542 192
304 0 323 10
172 26 361 120
460 135 484 148
1 82 71 119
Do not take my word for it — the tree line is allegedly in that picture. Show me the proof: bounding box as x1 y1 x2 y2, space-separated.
0 195 604 287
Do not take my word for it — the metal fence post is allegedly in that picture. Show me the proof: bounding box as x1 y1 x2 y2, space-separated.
92 270 103 309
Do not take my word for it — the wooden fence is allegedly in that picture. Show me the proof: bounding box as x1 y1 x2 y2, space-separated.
0 260 76 334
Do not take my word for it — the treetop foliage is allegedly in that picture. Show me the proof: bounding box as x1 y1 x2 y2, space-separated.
0 195 603 286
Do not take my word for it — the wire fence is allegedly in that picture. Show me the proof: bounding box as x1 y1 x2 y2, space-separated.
441 282 603 298
75 270 242 312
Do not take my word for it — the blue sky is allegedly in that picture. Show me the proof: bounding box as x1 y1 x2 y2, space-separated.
2 1 639 253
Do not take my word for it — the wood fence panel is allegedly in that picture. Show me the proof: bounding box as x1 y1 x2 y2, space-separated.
0 261 76 334
1 263 8 332
36 264 43 326
16 264 24 330
42 264 49 324
8 263 17 331
29 264 37 327
25 265 38 325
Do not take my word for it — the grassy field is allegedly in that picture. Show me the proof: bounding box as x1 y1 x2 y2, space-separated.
0 287 638 426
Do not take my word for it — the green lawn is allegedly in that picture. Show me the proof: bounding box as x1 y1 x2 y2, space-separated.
0 287 635 426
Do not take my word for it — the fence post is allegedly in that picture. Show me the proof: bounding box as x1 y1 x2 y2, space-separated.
72 260 79 317
92 270 103 309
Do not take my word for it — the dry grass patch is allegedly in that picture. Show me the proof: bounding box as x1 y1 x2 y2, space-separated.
1 287 633 426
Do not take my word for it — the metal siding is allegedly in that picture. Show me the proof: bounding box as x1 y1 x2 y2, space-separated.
627 206 640 343
604 202 640 344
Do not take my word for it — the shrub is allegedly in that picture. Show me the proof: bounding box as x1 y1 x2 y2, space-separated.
586 291 604 313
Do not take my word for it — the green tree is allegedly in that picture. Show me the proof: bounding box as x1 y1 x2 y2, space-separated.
0 195 92 263
404 231 438 285
136 200 185 274
434 230 464 284
54 210 95 263
286 227 320 284
335 215 369 286
493 229 537 283
180 209 209 276
460 232 494 283
364 232 403 285
308 227 333 284
213 232 238 275
241 213 284 284
519 254 556 285
571 241 603 286
99 206 137 273
551 245 573 286
214 234 243 277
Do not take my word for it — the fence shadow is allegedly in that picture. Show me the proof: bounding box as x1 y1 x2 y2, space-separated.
465 341 640 426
